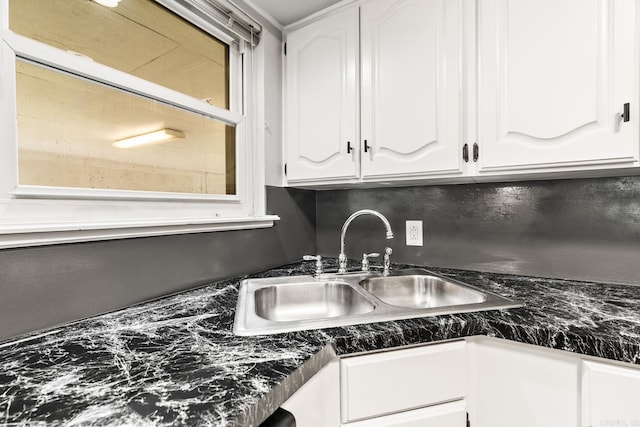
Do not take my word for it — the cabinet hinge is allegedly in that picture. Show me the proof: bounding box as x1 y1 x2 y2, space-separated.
284 163 287 176
283 42 287 56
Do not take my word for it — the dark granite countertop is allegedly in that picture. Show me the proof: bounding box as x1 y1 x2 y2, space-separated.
1 260 639 426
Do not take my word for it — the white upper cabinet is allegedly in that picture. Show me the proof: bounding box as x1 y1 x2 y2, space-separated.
360 0 464 180
284 0 465 185
477 0 639 173
284 8 359 183
284 0 639 187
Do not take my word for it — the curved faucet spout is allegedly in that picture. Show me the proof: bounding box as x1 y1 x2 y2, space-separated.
338 209 394 273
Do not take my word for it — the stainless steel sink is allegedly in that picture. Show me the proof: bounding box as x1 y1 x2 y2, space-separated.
233 269 521 336
360 273 486 309
255 281 375 322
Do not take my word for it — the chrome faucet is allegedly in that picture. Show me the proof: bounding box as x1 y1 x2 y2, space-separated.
338 209 394 273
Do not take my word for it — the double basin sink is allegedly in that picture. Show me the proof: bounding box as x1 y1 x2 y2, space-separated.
233 268 521 336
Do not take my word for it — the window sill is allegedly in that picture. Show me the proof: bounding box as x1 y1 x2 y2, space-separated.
0 215 280 249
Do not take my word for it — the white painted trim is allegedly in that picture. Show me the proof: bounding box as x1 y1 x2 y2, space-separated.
0 216 280 249
8 34 243 126
0 0 270 248
155 0 238 45
252 34 267 214
0 216 280 234
241 0 284 32
13 186 243 202
283 0 360 32
0 39 18 195
155 0 248 44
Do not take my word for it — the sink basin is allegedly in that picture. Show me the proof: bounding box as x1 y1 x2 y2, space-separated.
233 269 522 336
360 274 486 309
255 281 375 322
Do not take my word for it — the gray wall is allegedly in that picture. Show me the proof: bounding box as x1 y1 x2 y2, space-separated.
4 176 640 341
0 186 315 341
0 6 291 342
316 176 640 286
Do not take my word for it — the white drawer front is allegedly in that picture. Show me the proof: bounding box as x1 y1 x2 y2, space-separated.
340 341 466 422
340 400 466 427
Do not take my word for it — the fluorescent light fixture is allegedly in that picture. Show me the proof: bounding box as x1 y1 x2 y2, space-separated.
94 0 121 7
113 129 185 149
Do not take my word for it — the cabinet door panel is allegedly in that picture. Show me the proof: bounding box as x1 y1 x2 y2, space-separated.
361 0 463 179
478 0 638 171
468 338 580 427
341 341 466 423
285 8 359 182
582 361 640 427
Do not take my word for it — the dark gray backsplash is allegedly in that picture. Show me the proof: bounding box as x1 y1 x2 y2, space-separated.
3 176 640 341
0 186 315 341
316 176 640 285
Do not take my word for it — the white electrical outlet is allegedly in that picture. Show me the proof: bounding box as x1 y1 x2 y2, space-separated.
406 220 423 246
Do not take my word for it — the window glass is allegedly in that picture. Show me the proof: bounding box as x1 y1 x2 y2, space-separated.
10 0 237 196
9 0 229 109
16 61 236 195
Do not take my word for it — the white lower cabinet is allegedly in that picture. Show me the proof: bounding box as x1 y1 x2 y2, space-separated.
280 341 467 427
340 341 466 422
466 337 581 427
340 400 466 427
279 337 640 427
582 361 640 427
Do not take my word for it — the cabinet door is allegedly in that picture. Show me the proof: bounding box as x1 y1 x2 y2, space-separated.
467 337 580 427
285 8 359 183
341 341 466 423
582 361 640 427
360 0 464 180
477 0 638 173
341 400 467 427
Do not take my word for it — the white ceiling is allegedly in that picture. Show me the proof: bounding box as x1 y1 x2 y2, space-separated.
248 0 343 26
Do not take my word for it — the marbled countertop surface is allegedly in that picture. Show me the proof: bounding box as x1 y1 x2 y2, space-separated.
1 260 639 426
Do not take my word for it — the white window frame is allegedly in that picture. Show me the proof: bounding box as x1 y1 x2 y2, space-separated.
0 0 276 249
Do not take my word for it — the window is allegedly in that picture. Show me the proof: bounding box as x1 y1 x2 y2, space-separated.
0 0 275 248
16 60 237 195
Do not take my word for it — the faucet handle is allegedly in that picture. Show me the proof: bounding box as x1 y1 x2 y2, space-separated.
303 255 323 276
383 247 393 274
361 252 379 272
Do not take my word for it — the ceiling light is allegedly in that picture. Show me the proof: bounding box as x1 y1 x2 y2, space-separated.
93 0 121 8
113 129 185 149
